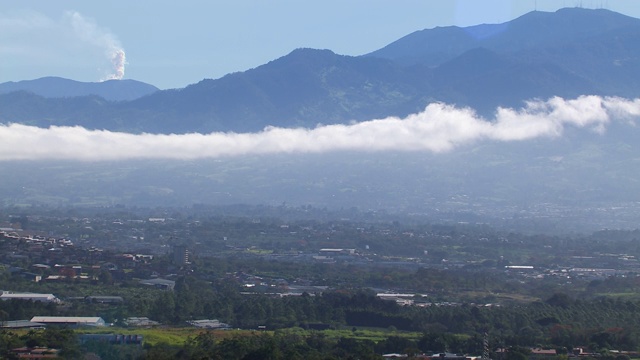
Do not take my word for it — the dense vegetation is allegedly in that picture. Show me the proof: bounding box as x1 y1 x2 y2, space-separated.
4 274 640 358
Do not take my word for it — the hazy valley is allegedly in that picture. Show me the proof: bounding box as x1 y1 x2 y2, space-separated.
2 6 640 359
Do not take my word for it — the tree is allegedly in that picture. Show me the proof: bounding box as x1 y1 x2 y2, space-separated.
546 293 573 308
505 346 531 360
150 291 176 323
179 331 217 360
98 270 114 285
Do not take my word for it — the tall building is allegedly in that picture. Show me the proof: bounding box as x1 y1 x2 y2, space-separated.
172 244 190 265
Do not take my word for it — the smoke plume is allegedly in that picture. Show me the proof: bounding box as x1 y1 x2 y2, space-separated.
0 95 638 161
67 11 126 80
104 48 126 80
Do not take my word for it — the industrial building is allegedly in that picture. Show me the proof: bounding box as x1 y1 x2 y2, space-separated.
0 292 60 303
30 316 106 327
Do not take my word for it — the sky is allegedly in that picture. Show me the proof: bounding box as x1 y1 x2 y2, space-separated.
2 0 640 90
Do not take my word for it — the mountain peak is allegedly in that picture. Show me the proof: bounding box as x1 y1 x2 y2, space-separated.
364 7 640 67
279 48 341 63
288 48 336 56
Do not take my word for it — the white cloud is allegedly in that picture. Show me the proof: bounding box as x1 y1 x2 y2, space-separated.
0 95 638 161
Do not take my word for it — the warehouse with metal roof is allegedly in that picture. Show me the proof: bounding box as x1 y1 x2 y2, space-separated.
30 316 106 327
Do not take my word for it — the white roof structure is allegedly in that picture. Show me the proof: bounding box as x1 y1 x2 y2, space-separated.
30 316 106 326
139 278 175 290
124 317 160 327
187 319 231 329
0 293 59 303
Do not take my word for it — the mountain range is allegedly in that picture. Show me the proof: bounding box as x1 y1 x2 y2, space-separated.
3 7 640 232
0 77 158 102
1 7 639 133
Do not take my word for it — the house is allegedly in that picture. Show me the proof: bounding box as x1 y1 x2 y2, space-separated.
530 348 557 357
495 348 557 359
20 272 42 282
383 354 407 359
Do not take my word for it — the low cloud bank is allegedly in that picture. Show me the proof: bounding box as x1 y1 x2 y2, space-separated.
0 95 639 161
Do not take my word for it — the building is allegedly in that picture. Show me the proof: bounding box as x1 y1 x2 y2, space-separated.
124 317 160 327
0 292 59 303
172 244 190 265
85 296 124 304
2 320 46 329
30 316 106 327
139 278 175 290
11 346 60 359
531 348 557 356
80 334 143 345
319 248 356 255
187 319 231 329
427 353 473 360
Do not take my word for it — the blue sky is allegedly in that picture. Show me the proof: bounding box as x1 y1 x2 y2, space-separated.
2 0 639 89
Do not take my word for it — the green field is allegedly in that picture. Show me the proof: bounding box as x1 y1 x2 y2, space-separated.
71 326 421 347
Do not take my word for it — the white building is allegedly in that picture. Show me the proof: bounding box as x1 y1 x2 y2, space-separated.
187 319 231 329
0 293 59 303
30 316 106 327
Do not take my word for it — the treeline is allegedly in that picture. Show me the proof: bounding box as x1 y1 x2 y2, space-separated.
73 329 640 360
1 326 637 360
117 277 640 351
0 299 56 322
0 329 461 360
144 332 386 360
5 272 640 353
0 328 81 359
3 286 640 358
141 331 490 360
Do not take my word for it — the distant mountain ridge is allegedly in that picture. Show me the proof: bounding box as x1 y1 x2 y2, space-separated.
1 8 639 133
365 8 640 66
0 77 158 102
